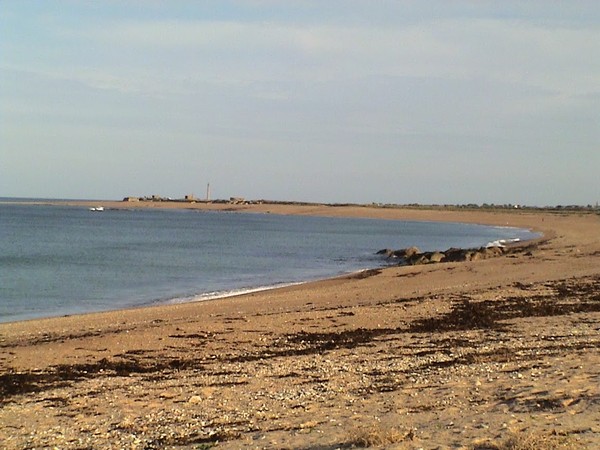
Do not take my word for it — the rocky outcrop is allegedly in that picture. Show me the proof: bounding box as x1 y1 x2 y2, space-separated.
376 245 511 266
394 246 421 259
377 247 422 259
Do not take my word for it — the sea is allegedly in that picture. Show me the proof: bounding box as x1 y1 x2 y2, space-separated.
0 200 540 323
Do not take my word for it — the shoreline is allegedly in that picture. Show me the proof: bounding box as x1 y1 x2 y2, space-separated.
1 205 599 449
1 201 542 325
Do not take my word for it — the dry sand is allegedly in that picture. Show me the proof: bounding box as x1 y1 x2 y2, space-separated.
1 203 599 449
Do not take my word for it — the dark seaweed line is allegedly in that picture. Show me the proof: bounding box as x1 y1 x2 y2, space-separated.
0 356 204 402
2 276 599 403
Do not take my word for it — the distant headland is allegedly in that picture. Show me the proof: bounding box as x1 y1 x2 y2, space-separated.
121 194 600 213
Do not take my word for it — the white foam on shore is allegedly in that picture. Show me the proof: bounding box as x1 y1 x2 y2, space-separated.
162 268 375 306
164 282 306 305
486 238 521 248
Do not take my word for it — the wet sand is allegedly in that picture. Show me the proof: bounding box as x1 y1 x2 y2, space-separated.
1 204 599 449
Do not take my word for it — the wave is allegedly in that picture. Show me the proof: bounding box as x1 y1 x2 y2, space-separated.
163 267 376 305
486 238 521 248
164 282 306 305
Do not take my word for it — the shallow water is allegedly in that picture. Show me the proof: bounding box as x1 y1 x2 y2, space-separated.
0 203 539 322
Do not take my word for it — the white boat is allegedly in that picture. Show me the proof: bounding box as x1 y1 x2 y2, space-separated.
89 206 105 212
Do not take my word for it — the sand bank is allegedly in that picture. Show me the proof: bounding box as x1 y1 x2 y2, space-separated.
1 205 599 449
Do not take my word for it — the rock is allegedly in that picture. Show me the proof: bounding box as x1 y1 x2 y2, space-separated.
383 242 512 266
472 247 504 261
464 251 477 261
405 246 421 258
407 254 429 265
428 252 445 263
470 251 484 261
393 246 421 259
485 246 505 256
442 248 471 262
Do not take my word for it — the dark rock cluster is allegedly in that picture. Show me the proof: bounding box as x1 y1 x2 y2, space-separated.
376 245 507 265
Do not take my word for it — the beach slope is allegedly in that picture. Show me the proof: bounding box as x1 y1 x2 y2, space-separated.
1 206 599 449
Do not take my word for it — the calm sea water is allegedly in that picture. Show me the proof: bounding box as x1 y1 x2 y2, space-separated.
0 202 539 323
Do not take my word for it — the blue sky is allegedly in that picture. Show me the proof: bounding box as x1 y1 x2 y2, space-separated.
1 1 599 205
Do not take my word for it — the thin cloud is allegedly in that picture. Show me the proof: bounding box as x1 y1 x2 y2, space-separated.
65 17 599 96
2 2 599 204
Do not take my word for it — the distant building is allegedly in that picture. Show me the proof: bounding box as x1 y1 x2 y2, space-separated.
123 197 140 202
229 197 245 204
185 195 196 202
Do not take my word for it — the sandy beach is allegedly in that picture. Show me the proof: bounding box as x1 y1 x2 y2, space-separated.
1 204 599 449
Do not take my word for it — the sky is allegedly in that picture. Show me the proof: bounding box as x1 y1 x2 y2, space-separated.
1 1 599 206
